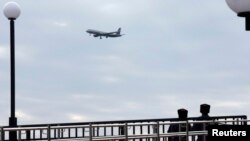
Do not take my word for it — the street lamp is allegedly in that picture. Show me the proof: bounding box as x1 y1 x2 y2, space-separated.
3 1 21 141
226 0 250 30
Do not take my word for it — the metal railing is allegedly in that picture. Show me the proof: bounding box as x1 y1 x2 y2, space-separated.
0 115 247 141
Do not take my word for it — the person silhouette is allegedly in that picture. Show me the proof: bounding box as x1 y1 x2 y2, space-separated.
192 104 211 141
168 109 191 141
199 104 210 119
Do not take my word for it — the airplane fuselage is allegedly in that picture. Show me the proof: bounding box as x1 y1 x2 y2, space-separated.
86 29 105 34
86 28 123 39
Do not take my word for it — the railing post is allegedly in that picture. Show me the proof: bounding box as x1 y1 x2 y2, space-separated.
33 129 36 140
178 122 181 141
235 118 239 125
125 123 128 141
202 123 206 141
111 126 113 136
186 120 189 141
82 127 85 138
140 124 143 141
40 129 42 139
156 121 160 141
61 128 64 138
243 117 248 125
26 130 30 140
48 125 51 141
57 128 60 139
89 123 92 141
93 127 95 137
68 128 71 138
104 127 106 136
132 124 135 141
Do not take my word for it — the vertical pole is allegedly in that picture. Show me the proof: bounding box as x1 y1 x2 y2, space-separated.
186 121 189 141
162 124 165 133
9 18 17 141
243 117 247 125
68 128 71 138
82 128 85 138
132 124 135 141
147 123 150 141
162 124 165 141
57 128 60 139
33 130 36 140
125 123 128 141
202 123 206 141
92 127 95 137
104 127 106 136
26 130 31 140
40 130 42 139
75 128 78 138
48 125 51 141
153 123 157 141
111 126 113 136
133 125 135 135
156 122 160 141
140 125 143 141
89 123 92 141
61 128 64 138
10 19 16 121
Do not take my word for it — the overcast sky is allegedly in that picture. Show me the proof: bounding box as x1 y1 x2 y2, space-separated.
0 0 250 125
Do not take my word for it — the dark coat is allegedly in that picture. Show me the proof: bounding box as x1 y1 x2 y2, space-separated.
192 115 211 141
168 123 191 141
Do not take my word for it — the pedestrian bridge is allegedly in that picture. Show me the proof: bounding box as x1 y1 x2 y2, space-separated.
0 115 248 141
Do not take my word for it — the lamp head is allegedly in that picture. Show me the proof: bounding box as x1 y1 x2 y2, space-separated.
3 2 21 20
226 0 250 14
226 0 250 30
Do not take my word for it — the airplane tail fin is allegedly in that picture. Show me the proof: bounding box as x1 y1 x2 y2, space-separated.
117 28 121 35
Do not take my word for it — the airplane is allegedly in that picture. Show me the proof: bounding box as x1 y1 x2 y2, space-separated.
86 28 124 39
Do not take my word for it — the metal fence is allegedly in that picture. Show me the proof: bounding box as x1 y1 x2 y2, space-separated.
0 115 247 141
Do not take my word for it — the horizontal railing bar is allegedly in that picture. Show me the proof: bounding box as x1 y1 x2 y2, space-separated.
160 131 208 137
6 115 245 128
3 127 48 131
45 131 209 140
188 119 249 124
50 125 89 129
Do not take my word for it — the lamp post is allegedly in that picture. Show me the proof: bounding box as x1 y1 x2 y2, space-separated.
3 2 21 141
226 0 250 31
